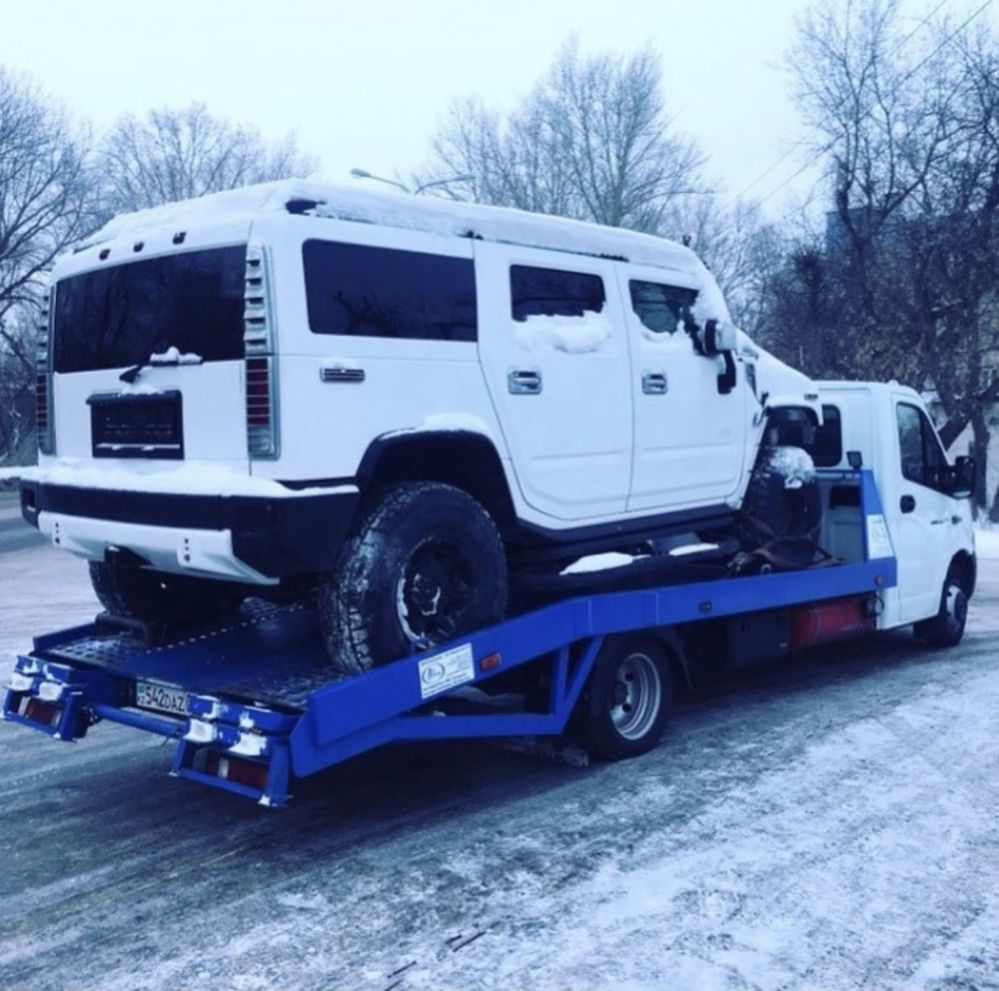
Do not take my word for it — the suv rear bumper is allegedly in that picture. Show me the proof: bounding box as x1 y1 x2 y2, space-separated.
19 481 360 582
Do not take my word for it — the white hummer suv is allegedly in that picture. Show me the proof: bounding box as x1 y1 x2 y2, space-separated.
22 180 822 671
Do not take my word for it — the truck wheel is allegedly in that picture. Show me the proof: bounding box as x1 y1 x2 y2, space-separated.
915 568 969 648
317 482 508 674
738 445 821 547
575 638 673 759
88 561 242 626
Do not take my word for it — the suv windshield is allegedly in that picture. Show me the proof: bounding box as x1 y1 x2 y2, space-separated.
53 245 247 374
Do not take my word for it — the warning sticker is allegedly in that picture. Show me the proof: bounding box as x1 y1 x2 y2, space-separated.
866 513 893 560
418 643 475 700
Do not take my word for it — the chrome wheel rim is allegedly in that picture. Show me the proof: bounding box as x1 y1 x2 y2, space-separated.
610 651 662 741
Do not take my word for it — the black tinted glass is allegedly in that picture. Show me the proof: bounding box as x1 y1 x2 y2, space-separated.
303 240 477 341
54 246 246 374
812 404 843 467
629 280 697 334
897 403 925 484
510 265 605 321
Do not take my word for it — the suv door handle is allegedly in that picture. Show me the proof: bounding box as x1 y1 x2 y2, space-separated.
508 369 542 395
900 494 916 513
642 371 669 395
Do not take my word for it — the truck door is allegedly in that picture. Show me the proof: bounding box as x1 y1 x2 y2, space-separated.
891 398 957 622
617 267 750 513
474 242 633 521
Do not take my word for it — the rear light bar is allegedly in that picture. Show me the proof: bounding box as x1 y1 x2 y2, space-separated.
36 287 55 455
243 243 279 459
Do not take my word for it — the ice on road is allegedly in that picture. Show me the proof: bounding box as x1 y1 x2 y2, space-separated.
0 505 997 990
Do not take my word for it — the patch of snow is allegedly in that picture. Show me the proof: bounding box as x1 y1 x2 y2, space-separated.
115 382 164 396
976 528 999 560
560 551 647 575
150 346 203 366
669 542 720 557
22 458 357 500
768 446 816 490
514 311 613 354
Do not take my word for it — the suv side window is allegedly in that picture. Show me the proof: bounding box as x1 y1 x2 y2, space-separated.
303 239 477 341
629 280 697 335
510 265 605 321
897 402 948 489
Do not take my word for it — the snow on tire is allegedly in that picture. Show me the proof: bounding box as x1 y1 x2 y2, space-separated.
317 481 508 675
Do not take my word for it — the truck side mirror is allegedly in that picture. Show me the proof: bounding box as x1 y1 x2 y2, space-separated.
946 455 976 498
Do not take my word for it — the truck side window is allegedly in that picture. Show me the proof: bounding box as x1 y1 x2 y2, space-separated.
897 402 948 489
510 265 605 322
628 280 697 335
303 240 477 341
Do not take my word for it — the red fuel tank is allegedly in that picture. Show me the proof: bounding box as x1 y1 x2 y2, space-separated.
789 595 875 651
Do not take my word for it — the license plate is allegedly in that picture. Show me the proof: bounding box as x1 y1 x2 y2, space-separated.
134 680 190 716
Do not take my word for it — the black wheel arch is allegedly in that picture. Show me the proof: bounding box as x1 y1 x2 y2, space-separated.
356 430 517 530
949 550 976 598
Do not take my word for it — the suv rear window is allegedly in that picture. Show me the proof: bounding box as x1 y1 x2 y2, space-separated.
510 265 605 321
53 246 247 374
303 240 477 341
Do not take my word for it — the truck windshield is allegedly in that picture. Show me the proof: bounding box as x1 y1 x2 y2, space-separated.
53 245 247 374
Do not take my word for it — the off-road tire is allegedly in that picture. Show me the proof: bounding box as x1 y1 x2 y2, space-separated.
574 637 674 759
914 566 969 648
738 445 821 549
317 481 508 675
88 561 242 626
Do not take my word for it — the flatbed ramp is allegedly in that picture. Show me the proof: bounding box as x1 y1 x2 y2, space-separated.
4 470 897 808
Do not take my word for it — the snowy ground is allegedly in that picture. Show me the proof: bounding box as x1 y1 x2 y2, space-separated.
1 493 998 991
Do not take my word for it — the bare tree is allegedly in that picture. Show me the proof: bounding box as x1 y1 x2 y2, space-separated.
764 0 999 511
99 102 316 215
0 68 97 464
424 40 705 233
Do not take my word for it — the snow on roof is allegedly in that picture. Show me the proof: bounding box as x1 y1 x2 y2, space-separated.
82 179 731 321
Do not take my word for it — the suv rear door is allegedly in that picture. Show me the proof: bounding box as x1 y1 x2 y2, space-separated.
475 242 633 522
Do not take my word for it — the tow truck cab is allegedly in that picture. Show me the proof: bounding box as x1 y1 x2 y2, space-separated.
816 381 976 630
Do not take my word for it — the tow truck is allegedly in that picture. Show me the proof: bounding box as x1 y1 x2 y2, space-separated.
2 383 976 807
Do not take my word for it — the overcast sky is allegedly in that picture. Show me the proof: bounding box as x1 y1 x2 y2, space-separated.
1 0 993 218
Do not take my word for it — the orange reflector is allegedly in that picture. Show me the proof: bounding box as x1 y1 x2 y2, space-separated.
205 750 269 791
480 653 502 671
24 698 60 727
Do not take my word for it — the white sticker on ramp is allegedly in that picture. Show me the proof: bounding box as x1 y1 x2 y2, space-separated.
866 513 893 559
418 643 475 700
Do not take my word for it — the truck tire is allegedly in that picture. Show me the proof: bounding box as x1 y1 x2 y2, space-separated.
88 561 242 626
738 445 821 548
575 637 673 759
317 481 508 674
914 567 969 648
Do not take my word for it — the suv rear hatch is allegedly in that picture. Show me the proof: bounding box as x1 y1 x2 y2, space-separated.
48 241 251 471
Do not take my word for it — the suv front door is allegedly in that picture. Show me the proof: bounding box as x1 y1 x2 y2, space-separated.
618 267 750 513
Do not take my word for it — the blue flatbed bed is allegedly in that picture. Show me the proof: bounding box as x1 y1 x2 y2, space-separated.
2 470 897 807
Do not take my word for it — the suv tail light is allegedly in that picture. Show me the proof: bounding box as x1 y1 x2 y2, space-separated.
36 287 55 455
243 243 279 459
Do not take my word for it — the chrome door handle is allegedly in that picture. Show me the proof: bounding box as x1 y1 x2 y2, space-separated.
320 366 365 383
508 369 542 395
642 371 668 395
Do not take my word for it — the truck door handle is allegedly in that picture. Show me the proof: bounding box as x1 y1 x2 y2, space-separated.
642 371 669 395
508 369 542 395
900 495 916 513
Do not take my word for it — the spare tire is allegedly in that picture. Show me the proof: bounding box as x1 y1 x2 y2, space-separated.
738 445 821 549
317 481 508 675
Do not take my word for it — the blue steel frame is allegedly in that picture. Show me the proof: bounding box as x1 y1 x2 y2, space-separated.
2 470 895 807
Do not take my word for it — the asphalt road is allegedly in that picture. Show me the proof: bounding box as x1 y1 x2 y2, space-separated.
0 492 45 555
0 518 997 990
